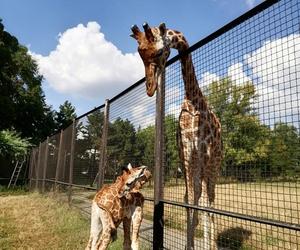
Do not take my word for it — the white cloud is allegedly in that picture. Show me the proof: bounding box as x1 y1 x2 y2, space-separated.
131 104 147 120
228 63 251 85
31 22 144 100
129 96 156 129
245 0 256 8
194 34 300 127
246 34 300 125
166 102 181 118
165 85 182 118
199 72 220 87
246 34 300 89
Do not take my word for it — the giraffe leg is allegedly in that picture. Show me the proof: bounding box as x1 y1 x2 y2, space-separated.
207 148 222 250
86 201 103 250
123 217 132 250
183 176 193 249
208 160 220 250
209 202 216 250
186 205 194 250
206 181 217 250
131 206 143 250
200 179 210 250
181 142 198 250
197 139 218 250
96 209 113 250
186 179 201 250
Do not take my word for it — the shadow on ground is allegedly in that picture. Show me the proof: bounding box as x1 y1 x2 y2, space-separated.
217 227 252 249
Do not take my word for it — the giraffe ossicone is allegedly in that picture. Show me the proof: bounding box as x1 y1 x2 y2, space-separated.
131 23 222 250
86 164 151 250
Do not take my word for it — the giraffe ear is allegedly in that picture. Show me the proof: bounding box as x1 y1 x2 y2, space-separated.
158 23 166 36
127 163 132 170
121 163 132 173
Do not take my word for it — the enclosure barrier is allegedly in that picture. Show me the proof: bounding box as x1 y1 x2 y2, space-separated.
29 0 300 249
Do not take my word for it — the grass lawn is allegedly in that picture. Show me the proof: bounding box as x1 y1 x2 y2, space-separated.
142 181 300 249
70 181 300 249
0 187 127 250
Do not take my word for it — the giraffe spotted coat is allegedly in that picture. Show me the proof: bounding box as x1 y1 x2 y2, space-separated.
86 164 151 250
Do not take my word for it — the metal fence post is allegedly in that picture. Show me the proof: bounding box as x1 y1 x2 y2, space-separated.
55 130 64 191
28 150 34 190
68 120 76 205
98 99 110 190
153 72 165 250
35 142 42 190
42 137 49 193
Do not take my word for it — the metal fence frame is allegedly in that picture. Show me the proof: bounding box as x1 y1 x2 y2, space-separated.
28 0 300 249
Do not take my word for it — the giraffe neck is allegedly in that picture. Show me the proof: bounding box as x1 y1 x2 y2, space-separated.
166 30 205 105
115 176 125 193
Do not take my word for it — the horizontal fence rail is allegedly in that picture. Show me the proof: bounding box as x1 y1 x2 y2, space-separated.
29 0 300 249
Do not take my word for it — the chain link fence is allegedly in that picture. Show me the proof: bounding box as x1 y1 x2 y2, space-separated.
29 0 300 249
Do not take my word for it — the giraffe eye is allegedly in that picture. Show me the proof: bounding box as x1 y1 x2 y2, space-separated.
127 178 135 186
155 49 163 57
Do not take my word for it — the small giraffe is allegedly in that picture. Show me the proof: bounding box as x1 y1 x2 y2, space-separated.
86 163 151 250
131 23 222 250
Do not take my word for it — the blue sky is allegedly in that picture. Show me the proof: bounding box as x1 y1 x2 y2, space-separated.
0 0 263 116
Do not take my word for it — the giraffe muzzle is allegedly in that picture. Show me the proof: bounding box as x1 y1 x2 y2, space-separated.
145 63 158 97
146 77 157 97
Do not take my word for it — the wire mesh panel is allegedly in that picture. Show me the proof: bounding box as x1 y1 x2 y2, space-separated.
56 125 73 185
107 83 156 187
36 141 47 190
107 82 156 245
45 133 60 191
163 0 300 249
29 147 39 190
73 108 104 186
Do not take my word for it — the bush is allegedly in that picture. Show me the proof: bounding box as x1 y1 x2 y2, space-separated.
0 130 31 158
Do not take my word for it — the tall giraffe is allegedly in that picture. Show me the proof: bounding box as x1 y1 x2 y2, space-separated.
86 164 151 250
131 23 222 250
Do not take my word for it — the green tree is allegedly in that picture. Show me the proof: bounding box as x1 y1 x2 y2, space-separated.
73 109 104 185
0 130 31 157
136 125 155 171
135 115 180 181
207 78 271 181
164 114 180 180
0 19 56 144
87 110 104 147
269 123 300 177
107 118 137 176
55 100 76 130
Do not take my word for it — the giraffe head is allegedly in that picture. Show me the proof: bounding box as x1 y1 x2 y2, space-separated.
118 163 151 197
131 22 171 97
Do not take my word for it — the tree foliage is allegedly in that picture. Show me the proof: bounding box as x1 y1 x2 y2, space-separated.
207 77 300 180
0 19 58 144
269 123 300 177
74 79 300 182
107 118 137 174
0 130 31 157
136 125 155 167
55 100 77 130
0 20 77 154
207 79 269 173
66 79 299 182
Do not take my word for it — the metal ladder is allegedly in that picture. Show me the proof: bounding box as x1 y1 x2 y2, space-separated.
7 159 25 188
